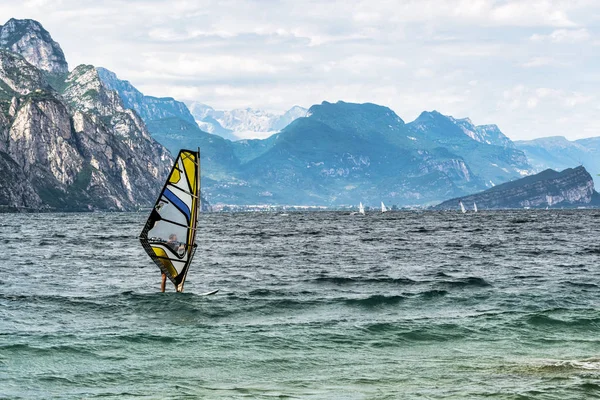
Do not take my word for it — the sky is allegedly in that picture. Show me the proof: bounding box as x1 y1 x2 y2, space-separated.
1 0 599 141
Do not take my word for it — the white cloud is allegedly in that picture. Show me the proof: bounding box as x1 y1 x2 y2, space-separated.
521 57 568 68
1 0 598 140
530 28 591 43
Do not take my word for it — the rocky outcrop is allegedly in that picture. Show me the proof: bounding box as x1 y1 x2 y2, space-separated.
0 151 43 211
8 95 83 185
434 166 598 210
0 20 176 211
0 18 68 75
0 49 49 95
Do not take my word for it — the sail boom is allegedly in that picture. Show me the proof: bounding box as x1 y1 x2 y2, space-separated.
168 183 200 199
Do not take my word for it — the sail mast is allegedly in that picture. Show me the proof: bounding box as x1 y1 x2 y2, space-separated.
176 148 201 292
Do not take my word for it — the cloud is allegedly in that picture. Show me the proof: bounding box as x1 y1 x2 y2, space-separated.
521 57 569 68
530 28 591 43
1 0 598 140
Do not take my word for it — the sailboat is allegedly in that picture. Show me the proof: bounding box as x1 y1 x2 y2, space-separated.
459 200 466 214
473 202 478 213
359 202 365 215
381 202 388 213
139 149 203 293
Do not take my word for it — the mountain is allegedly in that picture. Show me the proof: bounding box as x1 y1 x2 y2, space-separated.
270 106 308 131
90 64 535 207
96 67 195 124
434 166 599 210
515 136 600 189
94 68 244 183
407 111 531 187
0 19 174 211
226 101 531 205
448 116 515 148
187 102 307 140
0 18 68 75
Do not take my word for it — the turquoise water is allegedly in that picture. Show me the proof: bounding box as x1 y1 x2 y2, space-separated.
1 211 599 399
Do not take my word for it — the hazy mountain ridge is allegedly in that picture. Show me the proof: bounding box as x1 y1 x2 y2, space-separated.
435 166 599 210
407 111 531 187
96 67 195 124
515 136 600 189
90 63 540 206
202 101 532 205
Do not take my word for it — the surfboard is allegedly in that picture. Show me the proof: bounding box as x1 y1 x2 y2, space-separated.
200 289 219 296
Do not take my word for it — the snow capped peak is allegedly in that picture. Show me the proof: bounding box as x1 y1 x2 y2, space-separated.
186 103 307 140
187 102 214 119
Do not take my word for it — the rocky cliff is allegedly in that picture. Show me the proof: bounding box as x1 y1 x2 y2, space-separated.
0 19 174 211
0 18 68 75
434 166 598 210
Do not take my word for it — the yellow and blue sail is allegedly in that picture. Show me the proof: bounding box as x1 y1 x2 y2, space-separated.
139 149 200 291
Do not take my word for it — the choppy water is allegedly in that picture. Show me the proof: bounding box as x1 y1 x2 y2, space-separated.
1 210 600 399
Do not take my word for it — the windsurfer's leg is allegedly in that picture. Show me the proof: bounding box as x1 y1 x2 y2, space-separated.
161 273 166 292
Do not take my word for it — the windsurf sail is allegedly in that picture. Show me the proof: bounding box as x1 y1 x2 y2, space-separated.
139 149 200 292
359 202 365 215
473 202 478 213
459 201 466 214
381 202 388 213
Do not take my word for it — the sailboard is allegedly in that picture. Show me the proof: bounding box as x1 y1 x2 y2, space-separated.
140 149 200 292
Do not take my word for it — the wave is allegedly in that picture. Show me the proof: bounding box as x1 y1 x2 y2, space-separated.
439 276 492 288
343 294 406 307
526 312 600 329
312 276 416 285
510 218 532 224
0 343 98 357
566 281 598 288
419 289 448 298
535 358 600 372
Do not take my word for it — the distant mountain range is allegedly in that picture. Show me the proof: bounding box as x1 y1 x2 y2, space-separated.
435 166 599 210
1 18 598 210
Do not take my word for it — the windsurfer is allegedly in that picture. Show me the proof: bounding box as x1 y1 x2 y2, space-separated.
160 234 184 292
166 233 183 252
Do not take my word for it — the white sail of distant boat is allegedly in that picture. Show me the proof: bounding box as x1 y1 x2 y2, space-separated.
459 200 466 214
473 202 478 213
381 202 388 213
359 202 365 215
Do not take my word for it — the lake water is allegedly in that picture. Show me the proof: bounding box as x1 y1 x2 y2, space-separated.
1 210 599 399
